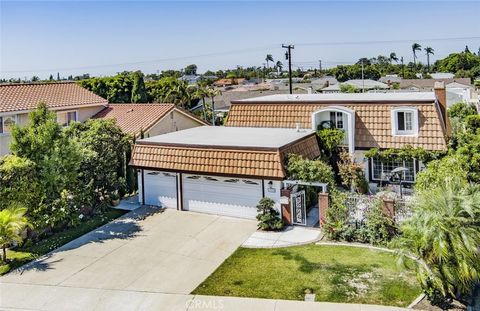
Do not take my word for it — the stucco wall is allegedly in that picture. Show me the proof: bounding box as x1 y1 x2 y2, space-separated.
146 110 204 137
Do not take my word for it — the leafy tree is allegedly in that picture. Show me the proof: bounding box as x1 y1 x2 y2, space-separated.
0 206 31 262
10 103 83 230
184 64 198 75
339 84 358 93
146 77 194 108
448 102 478 120
412 43 422 67
393 180 480 305
337 151 364 192
424 47 434 71
65 119 130 207
256 197 283 231
130 71 147 103
415 154 469 191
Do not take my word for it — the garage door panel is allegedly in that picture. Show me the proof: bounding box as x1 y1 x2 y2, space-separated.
182 175 262 219
144 171 177 208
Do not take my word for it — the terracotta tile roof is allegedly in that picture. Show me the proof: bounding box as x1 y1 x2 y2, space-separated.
130 133 320 180
93 104 208 135
226 102 448 151
0 82 107 113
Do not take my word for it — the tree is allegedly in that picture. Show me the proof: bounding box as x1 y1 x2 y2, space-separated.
276 61 283 73
394 180 480 305
424 47 434 71
206 87 221 125
265 54 274 68
389 52 399 64
184 64 197 75
194 83 209 121
48 74 54 81
412 43 422 67
31 76 39 82
130 71 147 103
0 206 31 262
10 103 83 230
465 45 471 53
256 198 283 231
146 77 193 108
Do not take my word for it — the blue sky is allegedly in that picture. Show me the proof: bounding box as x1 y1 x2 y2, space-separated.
1 1 480 79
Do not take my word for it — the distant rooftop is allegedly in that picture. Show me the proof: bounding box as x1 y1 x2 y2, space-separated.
235 92 436 103
138 126 315 149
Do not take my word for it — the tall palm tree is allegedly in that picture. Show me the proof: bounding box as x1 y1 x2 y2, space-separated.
194 84 209 121
389 52 399 64
276 61 283 73
424 47 434 71
412 43 422 67
0 206 31 262
206 87 222 126
265 54 274 69
393 179 480 302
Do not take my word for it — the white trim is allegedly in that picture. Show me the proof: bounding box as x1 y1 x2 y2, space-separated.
370 157 417 183
0 103 107 117
390 106 419 136
311 106 355 154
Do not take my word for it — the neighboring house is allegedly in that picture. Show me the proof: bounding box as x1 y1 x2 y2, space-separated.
179 75 201 84
446 81 474 106
0 82 107 156
93 103 207 138
311 76 339 90
430 72 455 79
399 78 471 91
130 126 319 219
379 75 402 85
321 79 389 93
226 82 450 188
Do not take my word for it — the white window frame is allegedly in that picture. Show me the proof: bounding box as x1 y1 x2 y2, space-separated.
370 158 417 183
56 110 78 127
0 114 18 136
391 107 418 136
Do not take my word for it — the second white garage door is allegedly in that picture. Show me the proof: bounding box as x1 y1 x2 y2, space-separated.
182 174 263 219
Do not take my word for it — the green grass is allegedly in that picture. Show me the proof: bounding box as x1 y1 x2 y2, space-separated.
0 208 127 276
192 244 421 307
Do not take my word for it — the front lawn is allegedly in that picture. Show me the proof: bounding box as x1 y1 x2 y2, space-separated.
192 244 421 307
0 208 127 276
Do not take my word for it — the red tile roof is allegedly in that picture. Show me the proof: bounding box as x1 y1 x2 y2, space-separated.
93 103 207 135
0 82 107 113
130 133 320 179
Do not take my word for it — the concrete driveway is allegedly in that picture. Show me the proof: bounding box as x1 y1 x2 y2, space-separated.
0 206 258 310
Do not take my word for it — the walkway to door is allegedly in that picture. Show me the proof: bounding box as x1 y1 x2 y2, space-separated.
242 226 323 248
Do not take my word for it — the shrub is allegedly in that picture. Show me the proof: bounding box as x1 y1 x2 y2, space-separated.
256 198 283 231
415 154 469 191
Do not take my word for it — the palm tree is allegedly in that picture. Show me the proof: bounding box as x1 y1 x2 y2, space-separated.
393 179 480 303
424 47 434 71
412 43 422 67
0 206 31 262
389 52 399 64
194 83 209 121
276 61 283 73
206 87 222 126
265 54 274 69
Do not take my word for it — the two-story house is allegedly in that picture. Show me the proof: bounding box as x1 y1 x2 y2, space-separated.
0 82 108 156
226 82 450 187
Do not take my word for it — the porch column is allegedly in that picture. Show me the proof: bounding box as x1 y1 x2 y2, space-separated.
280 188 292 225
318 192 329 227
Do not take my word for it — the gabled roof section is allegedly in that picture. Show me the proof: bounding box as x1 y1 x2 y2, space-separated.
130 127 320 179
93 103 208 136
0 82 107 113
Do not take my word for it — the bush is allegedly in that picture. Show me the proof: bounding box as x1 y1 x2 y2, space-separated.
256 198 283 231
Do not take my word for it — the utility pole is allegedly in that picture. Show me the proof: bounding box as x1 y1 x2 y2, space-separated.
319 60 322 72
401 57 405 78
282 44 294 94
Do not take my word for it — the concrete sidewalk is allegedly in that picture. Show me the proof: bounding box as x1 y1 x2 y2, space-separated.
242 226 322 248
0 283 409 311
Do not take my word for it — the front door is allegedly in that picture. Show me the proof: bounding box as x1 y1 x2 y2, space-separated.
291 190 306 225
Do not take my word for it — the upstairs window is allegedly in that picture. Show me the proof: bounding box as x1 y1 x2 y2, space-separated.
391 107 418 136
329 111 344 129
57 111 78 127
0 115 17 135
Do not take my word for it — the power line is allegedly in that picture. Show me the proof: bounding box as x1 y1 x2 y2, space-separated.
295 36 480 47
282 44 294 95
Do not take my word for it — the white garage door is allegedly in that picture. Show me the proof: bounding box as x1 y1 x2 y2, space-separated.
143 170 177 208
182 174 263 219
